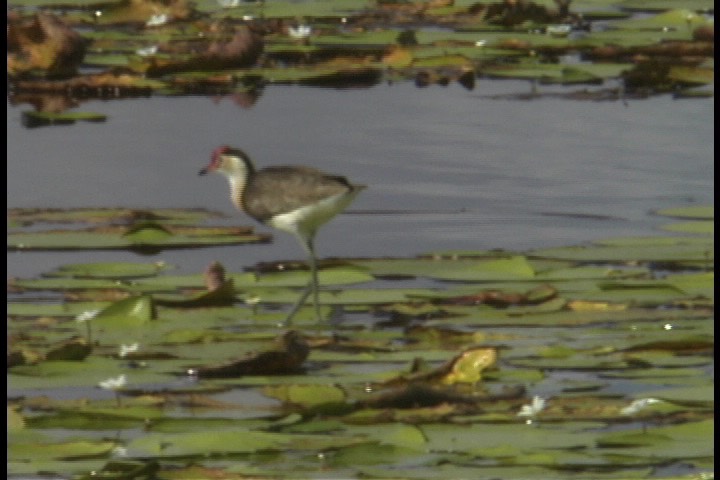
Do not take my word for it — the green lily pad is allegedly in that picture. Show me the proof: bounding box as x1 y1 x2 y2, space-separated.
668 65 714 86
594 235 711 246
21 111 107 128
9 438 116 461
7 301 109 318
45 262 170 279
655 205 713 219
7 224 269 251
485 64 615 84
508 356 630 370
10 277 131 291
631 384 714 405
665 271 713 298
353 255 535 281
618 0 714 12
529 239 713 263
127 428 363 458
262 384 347 410
611 8 711 31
92 294 156 329
660 220 714 234
7 207 225 226
596 419 713 459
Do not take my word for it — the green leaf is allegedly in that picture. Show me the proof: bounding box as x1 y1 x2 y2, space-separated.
21 111 107 128
655 205 714 219
665 271 714 298
354 255 535 281
611 8 712 31
46 261 169 279
262 384 347 409
8 225 268 251
92 295 156 330
660 220 714 234
9 439 116 461
529 239 713 263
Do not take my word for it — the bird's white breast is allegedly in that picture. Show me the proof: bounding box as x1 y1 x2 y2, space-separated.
267 190 360 240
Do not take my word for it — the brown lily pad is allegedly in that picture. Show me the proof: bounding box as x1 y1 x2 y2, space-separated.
188 330 310 378
441 284 558 307
7 12 88 78
44 336 93 362
143 24 264 77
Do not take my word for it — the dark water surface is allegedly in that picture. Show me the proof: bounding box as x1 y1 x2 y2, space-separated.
7 81 714 278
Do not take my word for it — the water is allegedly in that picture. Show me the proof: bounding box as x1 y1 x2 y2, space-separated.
7 81 713 280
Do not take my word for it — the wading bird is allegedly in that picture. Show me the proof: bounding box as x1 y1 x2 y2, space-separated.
199 145 366 323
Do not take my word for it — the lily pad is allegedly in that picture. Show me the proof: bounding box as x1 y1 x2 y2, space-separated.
618 0 714 12
655 205 714 219
7 224 270 251
262 383 347 410
528 240 713 263
8 207 224 226
660 220 714 234
354 255 536 281
21 110 107 128
45 262 170 279
611 8 712 31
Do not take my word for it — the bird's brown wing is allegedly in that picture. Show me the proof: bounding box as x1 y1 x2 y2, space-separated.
242 166 354 222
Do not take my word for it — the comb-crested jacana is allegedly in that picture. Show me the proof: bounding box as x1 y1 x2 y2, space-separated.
199 145 366 323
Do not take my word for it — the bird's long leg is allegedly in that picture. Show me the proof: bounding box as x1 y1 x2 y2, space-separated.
306 237 321 321
284 234 321 325
284 284 312 325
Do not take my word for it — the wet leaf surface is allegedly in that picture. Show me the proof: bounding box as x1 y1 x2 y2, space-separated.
7 202 714 479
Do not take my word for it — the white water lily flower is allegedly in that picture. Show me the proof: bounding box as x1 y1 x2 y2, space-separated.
99 374 127 391
244 295 261 306
119 343 140 358
475 40 487 47
136 46 158 56
546 24 572 37
217 0 240 8
620 398 660 416
146 13 168 27
288 25 312 39
75 309 100 323
111 446 128 457
517 395 547 417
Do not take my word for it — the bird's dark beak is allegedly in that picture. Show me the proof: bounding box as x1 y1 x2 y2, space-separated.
198 167 208 176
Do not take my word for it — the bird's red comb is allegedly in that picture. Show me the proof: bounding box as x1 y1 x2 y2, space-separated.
211 145 231 160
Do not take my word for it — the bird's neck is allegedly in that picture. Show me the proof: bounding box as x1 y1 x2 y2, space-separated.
227 176 247 212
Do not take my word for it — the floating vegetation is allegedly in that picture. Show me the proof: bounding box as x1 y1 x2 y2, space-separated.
7 207 270 251
7 204 714 479
6 0 715 126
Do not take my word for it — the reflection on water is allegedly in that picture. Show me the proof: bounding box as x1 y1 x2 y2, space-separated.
6 81 714 279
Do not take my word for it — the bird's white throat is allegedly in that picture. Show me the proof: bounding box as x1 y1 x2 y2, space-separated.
227 175 247 212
